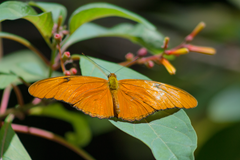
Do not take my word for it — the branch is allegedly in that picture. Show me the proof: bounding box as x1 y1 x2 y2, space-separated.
10 123 95 160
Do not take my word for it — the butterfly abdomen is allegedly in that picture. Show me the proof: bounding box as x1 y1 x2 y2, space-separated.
108 73 121 116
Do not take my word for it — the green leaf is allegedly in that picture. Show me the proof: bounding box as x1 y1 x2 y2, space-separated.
69 3 155 35
0 1 53 39
28 1 67 24
79 55 149 80
0 72 18 89
0 50 62 89
29 103 91 147
111 110 197 160
208 85 240 122
79 56 197 160
0 1 37 20
24 12 53 39
63 23 164 54
0 118 31 160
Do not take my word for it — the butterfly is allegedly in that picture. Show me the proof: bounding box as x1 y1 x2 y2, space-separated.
29 71 197 122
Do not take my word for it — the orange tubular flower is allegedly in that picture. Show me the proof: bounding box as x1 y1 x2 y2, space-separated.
185 44 216 55
185 22 205 42
165 48 189 55
159 58 176 75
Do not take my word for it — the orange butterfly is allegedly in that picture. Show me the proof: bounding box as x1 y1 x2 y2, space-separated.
29 72 197 122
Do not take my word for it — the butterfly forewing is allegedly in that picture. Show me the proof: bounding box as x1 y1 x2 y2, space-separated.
117 79 197 121
29 76 115 119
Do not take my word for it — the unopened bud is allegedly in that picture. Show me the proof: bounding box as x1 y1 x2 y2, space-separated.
54 33 62 43
62 51 71 61
146 60 154 68
70 68 77 75
64 70 71 76
162 37 170 49
159 58 176 75
185 44 216 55
185 22 205 42
125 52 134 61
137 48 148 57
165 48 189 55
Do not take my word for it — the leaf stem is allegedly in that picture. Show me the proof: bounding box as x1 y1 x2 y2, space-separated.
0 85 12 114
11 84 24 107
48 42 57 77
10 123 95 160
57 44 66 72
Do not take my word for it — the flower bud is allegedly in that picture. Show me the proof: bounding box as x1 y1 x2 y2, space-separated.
162 37 170 49
185 22 205 42
159 58 176 75
54 33 62 43
64 70 71 76
146 60 154 68
165 48 189 55
70 68 77 75
137 48 148 57
125 52 134 61
62 51 71 61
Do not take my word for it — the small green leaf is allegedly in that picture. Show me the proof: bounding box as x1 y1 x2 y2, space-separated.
63 23 164 54
28 1 67 24
24 12 53 39
0 72 18 89
79 56 197 160
0 118 31 160
69 3 155 35
0 50 62 89
208 85 240 122
29 103 91 147
0 1 53 39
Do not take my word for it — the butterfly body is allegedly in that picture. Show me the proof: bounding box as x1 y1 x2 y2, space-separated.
29 73 197 122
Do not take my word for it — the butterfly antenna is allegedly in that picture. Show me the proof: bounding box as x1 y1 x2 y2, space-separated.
114 57 139 73
82 53 111 77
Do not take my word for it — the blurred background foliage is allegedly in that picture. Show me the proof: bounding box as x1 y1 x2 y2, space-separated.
1 0 240 159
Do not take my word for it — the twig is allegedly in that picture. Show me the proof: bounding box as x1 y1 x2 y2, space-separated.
11 84 24 107
0 85 12 114
10 123 95 160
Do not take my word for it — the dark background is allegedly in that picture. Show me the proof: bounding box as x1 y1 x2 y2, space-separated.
1 0 240 159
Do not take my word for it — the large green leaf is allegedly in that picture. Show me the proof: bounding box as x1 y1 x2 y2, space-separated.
29 103 91 147
0 118 31 160
208 85 240 122
28 1 67 24
0 1 53 39
0 50 62 89
63 23 164 54
79 56 197 160
69 3 155 35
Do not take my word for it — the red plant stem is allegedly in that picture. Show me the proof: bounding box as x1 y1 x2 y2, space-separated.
9 123 95 160
119 54 161 67
11 84 24 107
0 86 12 114
18 76 31 87
57 44 66 72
